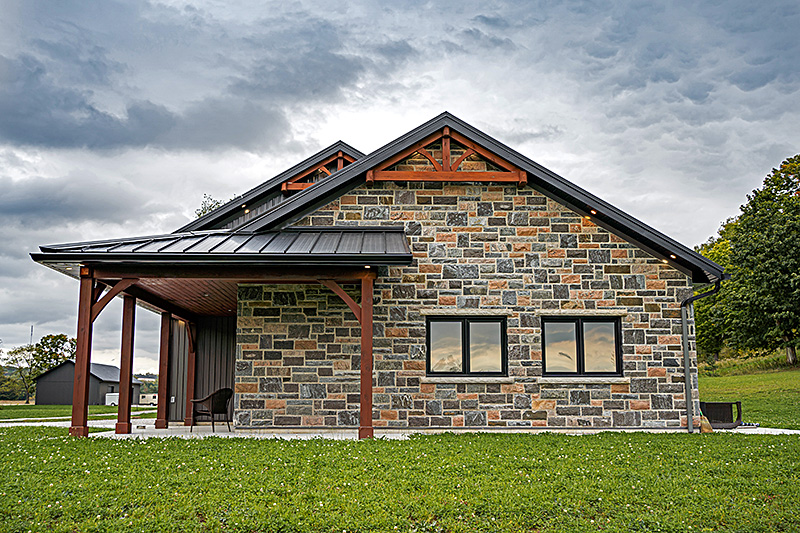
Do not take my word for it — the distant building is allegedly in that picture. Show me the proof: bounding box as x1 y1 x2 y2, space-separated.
34 361 142 406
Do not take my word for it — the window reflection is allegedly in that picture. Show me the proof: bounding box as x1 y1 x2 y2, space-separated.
469 322 502 372
544 322 578 373
583 322 616 372
429 321 462 373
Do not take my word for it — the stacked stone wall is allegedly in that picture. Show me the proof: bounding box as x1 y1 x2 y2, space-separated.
234 182 701 430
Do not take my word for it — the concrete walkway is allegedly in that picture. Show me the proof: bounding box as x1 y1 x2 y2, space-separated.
3 417 798 438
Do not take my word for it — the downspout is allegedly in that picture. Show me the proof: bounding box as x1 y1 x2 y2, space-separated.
680 280 722 433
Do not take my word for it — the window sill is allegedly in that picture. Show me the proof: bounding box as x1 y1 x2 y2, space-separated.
538 377 630 385
421 376 515 384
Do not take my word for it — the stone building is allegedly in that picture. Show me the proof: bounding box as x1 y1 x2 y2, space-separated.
33 113 725 437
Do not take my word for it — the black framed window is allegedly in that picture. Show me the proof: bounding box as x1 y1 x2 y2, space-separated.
426 317 507 376
542 317 622 376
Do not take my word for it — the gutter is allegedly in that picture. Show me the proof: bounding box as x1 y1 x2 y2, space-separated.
680 278 726 433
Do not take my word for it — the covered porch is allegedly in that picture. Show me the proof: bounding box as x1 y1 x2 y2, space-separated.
31 227 412 439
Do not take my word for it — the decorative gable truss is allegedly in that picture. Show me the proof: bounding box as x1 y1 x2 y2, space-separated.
366 127 527 186
281 150 357 193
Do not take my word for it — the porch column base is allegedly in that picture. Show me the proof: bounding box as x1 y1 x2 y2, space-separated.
155 419 168 429
359 426 374 439
115 422 132 434
69 426 89 437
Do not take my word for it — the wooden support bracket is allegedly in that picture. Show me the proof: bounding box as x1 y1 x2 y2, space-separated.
90 278 138 323
319 279 362 324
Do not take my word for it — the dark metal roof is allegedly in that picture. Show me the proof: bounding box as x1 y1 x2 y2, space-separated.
176 141 364 233
34 360 142 384
234 112 726 284
32 227 413 268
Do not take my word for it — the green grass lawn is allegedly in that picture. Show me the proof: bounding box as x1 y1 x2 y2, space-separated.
699 368 800 430
0 404 154 421
0 427 798 532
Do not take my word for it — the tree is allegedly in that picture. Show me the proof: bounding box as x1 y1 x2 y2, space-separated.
693 219 739 361
728 155 800 365
1 334 77 403
195 193 225 218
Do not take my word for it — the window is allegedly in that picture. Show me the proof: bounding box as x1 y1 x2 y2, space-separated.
542 317 622 376
426 317 507 376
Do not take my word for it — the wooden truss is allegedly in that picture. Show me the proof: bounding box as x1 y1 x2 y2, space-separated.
366 127 527 185
281 151 356 192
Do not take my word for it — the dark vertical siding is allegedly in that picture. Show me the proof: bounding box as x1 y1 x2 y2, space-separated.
195 316 236 419
35 364 103 405
168 319 189 421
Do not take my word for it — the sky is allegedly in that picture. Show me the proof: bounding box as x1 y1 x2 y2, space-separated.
1 0 798 373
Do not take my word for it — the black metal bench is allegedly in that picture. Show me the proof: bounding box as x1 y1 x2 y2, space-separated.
699 401 742 429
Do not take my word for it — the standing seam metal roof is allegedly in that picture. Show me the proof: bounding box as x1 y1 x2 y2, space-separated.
33 227 413 266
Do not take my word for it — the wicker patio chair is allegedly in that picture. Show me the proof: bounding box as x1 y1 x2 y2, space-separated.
189 387 233 432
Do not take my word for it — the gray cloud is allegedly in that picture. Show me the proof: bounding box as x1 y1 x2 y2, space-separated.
0 171 165 227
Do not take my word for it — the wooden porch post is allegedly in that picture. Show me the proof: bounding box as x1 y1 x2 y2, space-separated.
115 295 136 434
183 323 197 427
359 274 374 439
155 312 171 429
70 268 95 437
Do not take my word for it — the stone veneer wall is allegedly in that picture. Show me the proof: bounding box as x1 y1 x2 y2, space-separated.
234 182 701 430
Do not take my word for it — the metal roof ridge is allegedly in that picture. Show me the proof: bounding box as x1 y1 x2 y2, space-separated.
176 140 365 233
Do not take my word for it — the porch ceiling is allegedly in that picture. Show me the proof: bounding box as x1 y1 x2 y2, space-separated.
134 278 238 317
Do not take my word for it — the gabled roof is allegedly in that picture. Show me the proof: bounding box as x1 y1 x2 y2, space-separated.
177 141 364 233
32 227 413 270
34 360 143 384
234 112 725 284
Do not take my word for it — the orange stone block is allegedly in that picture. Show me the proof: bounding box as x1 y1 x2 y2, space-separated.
453 415 464 427
648 368 667 377
264 399 286 409
611 250 629 258
420 383 436 394
380 410 399 420
340 195 357 205
439 296 456 306
501 383 524 394
235 383 257 393
294 340 317 350
561 274 581 284
419 264 442 274
516 228 538 237
658 335 682 345
635 345 653 354
611 384 629 394
571 290 603 299
512 242 531 252
531 420 548 427
436 233 458 242
404 360 425 371
385 328 409 338
646 280 667 290
333 360 350 370
530 400 556 410
487 410 500 420
303 416 324 426
631 400 650 410
489 280 508 289
548 249 567 258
